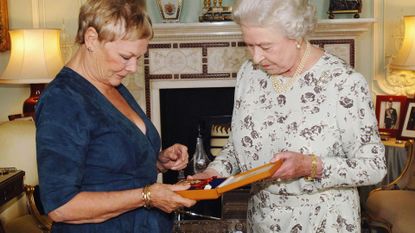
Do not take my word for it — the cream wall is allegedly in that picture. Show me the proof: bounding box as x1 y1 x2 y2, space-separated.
0 0 403 122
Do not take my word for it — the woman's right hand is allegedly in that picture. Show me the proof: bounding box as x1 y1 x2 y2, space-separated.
148 183 196 213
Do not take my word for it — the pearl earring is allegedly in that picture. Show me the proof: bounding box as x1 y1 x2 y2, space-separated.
296 42 301 49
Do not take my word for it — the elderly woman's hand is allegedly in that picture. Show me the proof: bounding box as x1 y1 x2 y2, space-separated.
269 151 322 181
157 144 189 172
148 183 196 213
187 168 221 180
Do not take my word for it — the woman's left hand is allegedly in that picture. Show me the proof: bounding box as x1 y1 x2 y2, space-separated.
157 144 189 171
269 151 319 181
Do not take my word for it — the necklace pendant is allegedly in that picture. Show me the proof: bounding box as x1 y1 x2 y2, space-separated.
270 75 292 93
269 41 311 94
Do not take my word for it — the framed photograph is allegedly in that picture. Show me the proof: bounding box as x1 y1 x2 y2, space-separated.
0 0 10 51
155 0 183 23
310 39 355 67
375 95 407 136
398 99 415 140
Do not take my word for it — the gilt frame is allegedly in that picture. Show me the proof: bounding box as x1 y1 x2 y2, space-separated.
0 0 10 52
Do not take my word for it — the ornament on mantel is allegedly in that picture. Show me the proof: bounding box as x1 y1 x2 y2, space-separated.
155 0 183 23
327 0 362 19
199 0 232 22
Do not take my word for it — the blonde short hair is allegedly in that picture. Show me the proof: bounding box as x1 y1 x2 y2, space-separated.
233 0 316 40
76 0 152 44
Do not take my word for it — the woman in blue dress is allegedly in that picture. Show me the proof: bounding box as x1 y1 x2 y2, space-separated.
35 0 196 232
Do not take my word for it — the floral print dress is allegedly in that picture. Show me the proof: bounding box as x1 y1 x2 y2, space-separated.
208 53 386 233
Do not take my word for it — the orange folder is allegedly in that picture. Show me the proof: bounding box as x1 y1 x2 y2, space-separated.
176 160 283 200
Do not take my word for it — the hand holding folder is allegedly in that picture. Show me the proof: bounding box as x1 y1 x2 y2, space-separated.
176 161 283 200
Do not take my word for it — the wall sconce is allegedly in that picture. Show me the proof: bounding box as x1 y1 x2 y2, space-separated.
0 29 64 118
388 15 415 97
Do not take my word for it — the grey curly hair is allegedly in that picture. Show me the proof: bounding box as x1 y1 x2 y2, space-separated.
233 0 316 40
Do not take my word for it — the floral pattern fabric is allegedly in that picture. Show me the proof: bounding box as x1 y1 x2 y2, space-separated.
208 53 386 233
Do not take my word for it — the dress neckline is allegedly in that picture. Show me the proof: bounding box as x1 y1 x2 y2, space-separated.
61 66 150 138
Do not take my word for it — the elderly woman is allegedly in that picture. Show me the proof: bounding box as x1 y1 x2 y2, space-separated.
193 0 386 232
35 0 195 232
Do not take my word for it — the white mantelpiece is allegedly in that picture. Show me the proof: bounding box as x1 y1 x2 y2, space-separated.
313 18 375 37
151 19 375 41
152 22 242 41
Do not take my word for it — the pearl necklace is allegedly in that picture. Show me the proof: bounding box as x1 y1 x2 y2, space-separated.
270 41 311 93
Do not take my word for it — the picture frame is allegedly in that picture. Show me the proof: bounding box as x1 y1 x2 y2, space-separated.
0 0 10 51
155 0 183 23
310 39 355 67
398 99 415 140
375 95 407 137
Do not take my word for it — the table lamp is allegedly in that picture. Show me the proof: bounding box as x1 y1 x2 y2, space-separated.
388 15 415 95
0 29 64 117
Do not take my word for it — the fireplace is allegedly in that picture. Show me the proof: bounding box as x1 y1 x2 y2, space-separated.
159 86 235 220
159 87 235 183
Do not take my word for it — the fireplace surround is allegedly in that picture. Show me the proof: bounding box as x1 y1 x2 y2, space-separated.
140 20 373 142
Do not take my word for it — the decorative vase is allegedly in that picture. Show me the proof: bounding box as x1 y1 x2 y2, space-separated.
155 0 183 23
192 126 211 174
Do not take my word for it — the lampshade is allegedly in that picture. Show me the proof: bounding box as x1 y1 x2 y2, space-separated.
0 29 64 84
390 16 415 71
0 29 64 118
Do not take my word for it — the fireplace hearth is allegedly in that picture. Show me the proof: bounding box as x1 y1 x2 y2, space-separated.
160 87 234 183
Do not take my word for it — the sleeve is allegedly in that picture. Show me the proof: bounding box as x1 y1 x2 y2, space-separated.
35 89 90 214
314 72 387 190
207 133 241 177
206 61 253 177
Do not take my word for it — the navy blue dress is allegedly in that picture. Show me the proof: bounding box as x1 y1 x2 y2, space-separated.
35 67 173 233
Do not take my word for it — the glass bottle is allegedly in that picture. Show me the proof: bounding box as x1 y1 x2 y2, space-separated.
192 126 211 174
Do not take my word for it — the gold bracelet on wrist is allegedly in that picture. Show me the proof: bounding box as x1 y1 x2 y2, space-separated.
307 154 318 181
142 185 152 209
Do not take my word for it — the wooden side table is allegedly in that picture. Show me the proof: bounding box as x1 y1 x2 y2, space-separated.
0 170 25 233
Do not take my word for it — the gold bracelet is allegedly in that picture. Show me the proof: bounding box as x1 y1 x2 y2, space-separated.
307 154 318 181
142 185 152 209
